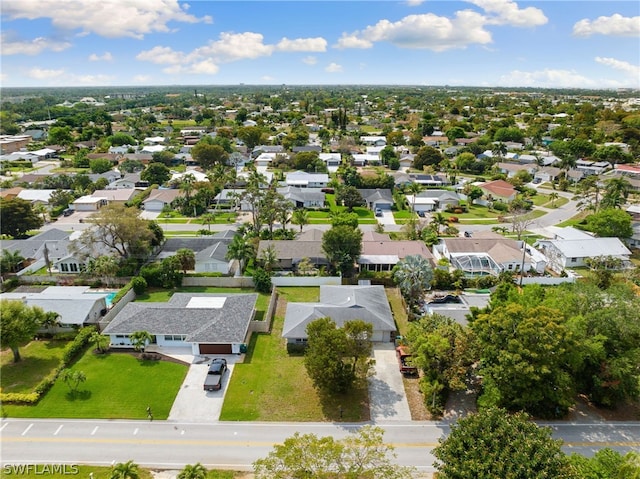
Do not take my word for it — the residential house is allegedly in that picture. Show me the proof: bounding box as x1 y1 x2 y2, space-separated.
351 153 378 166
409 174 447 187
156 233 235 275
398 154 414 170
277 186 325 208
576 160 612 176
102 293 257 355
252 145 284 159
360 135 386 147
106 173 146 189
496 162 537 178
0 286 109 330
282 285 396 344
16 189 56 207
359 231 435 272
478 179 517 203
142 189 184 212
358 189 394 211
92 188 140 204
422 136 448 147
434 233 542 276
257 228 328 271
89 171 121 185
534 228 631 273
285 171 329 188
405 190 461 213
0 228 72 274
73 195 108 212
534 166 562 183
319 153 341 172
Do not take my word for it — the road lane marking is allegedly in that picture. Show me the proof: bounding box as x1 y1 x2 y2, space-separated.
133 428 139 435
21 424 34 436
0 423 8 432
90 426 99 436
53 425 63 436
2 437 638 448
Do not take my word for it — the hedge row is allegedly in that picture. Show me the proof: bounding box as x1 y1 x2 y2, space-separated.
0 326 96 405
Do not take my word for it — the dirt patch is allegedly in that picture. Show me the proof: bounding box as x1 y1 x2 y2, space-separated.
564 395 640 422
403 375 431 420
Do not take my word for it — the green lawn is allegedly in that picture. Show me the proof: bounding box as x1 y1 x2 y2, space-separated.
386 288 409 336
3 350 187 419
1 339 69 393
220 286 370 422
454 204 502 219
541 196 569 209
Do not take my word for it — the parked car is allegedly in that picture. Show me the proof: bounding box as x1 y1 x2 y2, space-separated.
62 208 74 216
375 208 383 217
203 358 228 391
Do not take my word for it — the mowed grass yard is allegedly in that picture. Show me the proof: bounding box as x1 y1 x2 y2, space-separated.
3 350 187 419
7 464 239 479
220 287 370 422
1 339 68 393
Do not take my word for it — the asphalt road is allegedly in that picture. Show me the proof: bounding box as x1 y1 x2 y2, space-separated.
2 419 638 472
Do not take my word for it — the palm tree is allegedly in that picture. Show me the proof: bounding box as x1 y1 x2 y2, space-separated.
601 176 632 209
225 234 255 274
200 212 217 232
430 212 449 235
0 249 25 273
42 311 61 336
110 461 140 479
177 463 207 479
179 173 196 204
548 191 559 207
491 142 507 161
392 255 434 311
259 244 278 273
90 331 109 353
406 182 423 213
129 331 153 353
291 209 309 233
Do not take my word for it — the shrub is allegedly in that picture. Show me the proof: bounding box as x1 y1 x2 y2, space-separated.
253 268 272 294
111 281 134 305
448 216 459 223
131 276 147 295
492 201 508 212
0 392 39 405
61 327 95 367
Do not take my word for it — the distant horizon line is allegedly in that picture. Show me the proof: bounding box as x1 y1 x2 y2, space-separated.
1 83 638 92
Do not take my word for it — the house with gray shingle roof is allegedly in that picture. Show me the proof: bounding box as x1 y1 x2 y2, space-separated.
103 293 257 355
282 285 396 344
358 188 393 211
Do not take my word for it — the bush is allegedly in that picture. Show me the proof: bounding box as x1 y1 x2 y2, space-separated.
448 216 459 223
492 201 508 212
111 281 134 305
61 327 95 367
0 392 40 405
131 276 147 295
253 268 272 294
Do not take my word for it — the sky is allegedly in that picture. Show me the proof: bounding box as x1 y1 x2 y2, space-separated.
1 0 638 89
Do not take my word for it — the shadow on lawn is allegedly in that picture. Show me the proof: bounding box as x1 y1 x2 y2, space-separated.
317 379 370 423
65 390 92 401
241 332 262 364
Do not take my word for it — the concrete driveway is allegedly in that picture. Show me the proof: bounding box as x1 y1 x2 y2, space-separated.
168 354 241 422
376 209 396 226
368 343 412 422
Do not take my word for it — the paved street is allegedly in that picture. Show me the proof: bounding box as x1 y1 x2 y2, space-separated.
1 418 638 473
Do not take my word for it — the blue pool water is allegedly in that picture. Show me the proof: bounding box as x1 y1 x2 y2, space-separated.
105 292 116 308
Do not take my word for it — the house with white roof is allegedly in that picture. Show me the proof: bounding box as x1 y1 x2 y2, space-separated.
534 228 632 273
319 153 341 172
285 171 329 188
16 189 56 206
360 135 386 147
73 195 108 212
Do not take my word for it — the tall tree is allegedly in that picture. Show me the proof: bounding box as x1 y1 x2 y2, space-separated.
433 408 574 479
601 176 632 209
586 208 633 238
336 185 364 211
291 208 309 233
226 233 255 273
254 426 413 479
140 162 170 186
392 255 434 311
322 225 362 277
192 143 228 169
0 197 44 238
174 248 196 274
0 300 45 362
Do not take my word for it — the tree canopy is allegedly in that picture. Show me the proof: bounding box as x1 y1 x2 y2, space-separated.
322 225 362 277
0 197 44 238
0 299 46 362
434 408 574 479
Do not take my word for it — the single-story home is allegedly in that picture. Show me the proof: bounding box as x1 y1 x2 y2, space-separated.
358 189 393 211
257 229 328 271
405 190 461 213
102 293 257 355
319 153 341 172
156 234 234 274
285 171 329 188
0 286 109 331
16 189 56 207
359 231 435 272
73 195 108 211
478 179 517 202
496 162 537 178
92 188 141 204
278 186 325 208
142 189 184 212
282 285 396 344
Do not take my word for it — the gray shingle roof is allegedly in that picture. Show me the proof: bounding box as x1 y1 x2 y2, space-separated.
282 285 395 339
102 293 257 343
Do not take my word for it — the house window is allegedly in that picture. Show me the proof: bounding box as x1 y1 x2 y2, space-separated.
570 257 577 263
508 264 513 270
164 335 173 341
70 263 78 272
60 263 69 272
295 338 308 343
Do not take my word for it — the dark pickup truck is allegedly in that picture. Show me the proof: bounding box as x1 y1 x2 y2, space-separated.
396 346 417 375
203 358 227 391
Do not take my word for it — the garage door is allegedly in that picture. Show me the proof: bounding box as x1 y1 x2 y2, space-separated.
199 344 232 354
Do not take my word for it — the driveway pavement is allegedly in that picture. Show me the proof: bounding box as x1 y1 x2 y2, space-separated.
167 354 242 422
368 343 412 422
376 209 396 226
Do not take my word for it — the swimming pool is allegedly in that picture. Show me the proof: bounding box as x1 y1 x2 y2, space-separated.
105 292 116 308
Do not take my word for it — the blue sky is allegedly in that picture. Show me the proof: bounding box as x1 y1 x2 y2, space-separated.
1 1 638 89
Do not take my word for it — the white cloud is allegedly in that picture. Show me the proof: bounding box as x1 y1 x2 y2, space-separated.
136 46 185 65
2 0 212 39
193 32 274 63
302 56 318 65
262 75 275 81
27 68 65 80
336 11 491 51
406 0 425 6
89 52 113 62
325 62 343 73
467 0 547 27
595 57 640 77
497 68 615 88
1 34 71 55
133 75 151 83
185 59 220 75
73 73 115 85
276 37 327 52
573 14 640 37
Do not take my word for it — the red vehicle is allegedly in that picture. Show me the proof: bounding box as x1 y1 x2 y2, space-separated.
396 346 417 375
